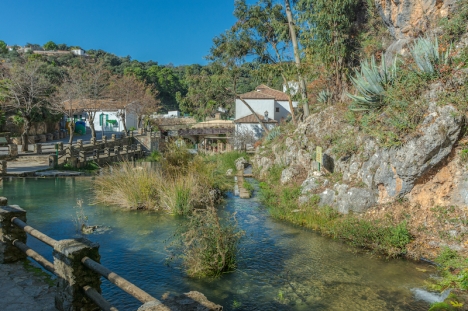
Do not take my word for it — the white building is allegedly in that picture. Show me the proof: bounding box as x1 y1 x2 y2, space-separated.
64 99 138 133
234 84 297 138
71 48 86 56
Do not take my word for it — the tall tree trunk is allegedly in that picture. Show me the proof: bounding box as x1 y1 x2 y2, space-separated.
284 0 310 118
68 121 75 148
281 74 296 125
119 111 128 134
236 96 270 134
88 112 96 139
21 116 31 152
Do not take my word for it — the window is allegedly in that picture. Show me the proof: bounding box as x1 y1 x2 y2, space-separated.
275 107 279 112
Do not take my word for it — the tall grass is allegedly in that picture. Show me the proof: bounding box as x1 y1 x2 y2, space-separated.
180 205 244 278
94 162 161 210
93 144 241 214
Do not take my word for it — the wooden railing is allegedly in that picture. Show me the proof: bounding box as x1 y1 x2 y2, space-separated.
0 200 161 311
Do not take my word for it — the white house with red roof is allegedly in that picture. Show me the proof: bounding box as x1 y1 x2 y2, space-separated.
234 84 297 139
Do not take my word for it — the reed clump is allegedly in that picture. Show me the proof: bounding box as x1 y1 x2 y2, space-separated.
179 205 244 278
93 141 233 214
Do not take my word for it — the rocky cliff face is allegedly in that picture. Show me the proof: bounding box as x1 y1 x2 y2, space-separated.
253 103 466 214
376 0 456 39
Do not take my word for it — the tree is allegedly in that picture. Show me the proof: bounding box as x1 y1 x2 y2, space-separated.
284 0 309 117
50 66 84 147
0 40 7 54
0 61 52 151
127 86 160 129
176 65 234 120
108 74 156 132
80 60 110 138
145 65 185 112
233 0 301 123
297 0 361 96
43 41 58 51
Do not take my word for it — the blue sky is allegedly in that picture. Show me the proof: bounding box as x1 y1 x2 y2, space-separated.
0 0 238 66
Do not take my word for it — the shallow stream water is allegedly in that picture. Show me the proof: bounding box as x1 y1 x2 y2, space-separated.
1 177 435 310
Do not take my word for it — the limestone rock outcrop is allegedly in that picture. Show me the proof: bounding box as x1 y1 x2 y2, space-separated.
376 0 457 39
253 104 464 213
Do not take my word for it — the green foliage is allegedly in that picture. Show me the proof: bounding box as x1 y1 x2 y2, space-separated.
204 150 250 173
243 180 254 196
60 160 100 172
176 64 236 119
347 56 398 111
0 40 7 54
179 206 244 278
439 0 468 46
410 37 451 75
298 0 362 91
143 151 162 162
43 41 58 51
430 247 468 292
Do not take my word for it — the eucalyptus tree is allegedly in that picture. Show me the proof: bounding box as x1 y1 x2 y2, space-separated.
233 0 304 122
207 27 271 131
0 60 53 151
297 0 361 96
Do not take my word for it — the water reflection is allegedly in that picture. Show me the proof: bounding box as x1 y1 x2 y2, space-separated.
1 177 432 310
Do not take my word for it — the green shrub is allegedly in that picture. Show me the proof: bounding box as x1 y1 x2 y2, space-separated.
243 180 254 196
439 0 468 45
431 247 468 292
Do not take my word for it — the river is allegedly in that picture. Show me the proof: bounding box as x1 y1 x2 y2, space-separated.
1 177 435 310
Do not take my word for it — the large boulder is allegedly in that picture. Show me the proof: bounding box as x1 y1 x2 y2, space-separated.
361 105 463 200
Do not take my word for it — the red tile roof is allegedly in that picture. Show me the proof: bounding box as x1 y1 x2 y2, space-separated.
239 85 289 101
234 113 278 124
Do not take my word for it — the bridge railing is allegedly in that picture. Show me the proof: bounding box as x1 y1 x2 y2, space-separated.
0 198 163 311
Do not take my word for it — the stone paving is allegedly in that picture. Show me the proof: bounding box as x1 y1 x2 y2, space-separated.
0 261 57 311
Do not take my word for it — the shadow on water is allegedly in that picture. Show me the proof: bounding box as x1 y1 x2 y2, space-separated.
0 177 433 310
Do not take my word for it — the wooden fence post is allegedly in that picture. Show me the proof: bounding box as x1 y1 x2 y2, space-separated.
53 238 101 311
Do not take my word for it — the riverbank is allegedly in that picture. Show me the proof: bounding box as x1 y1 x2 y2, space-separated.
0 261 56 311
254 162 468 309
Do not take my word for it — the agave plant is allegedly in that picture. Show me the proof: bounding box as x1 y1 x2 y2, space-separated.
265 126 281 142
410 36 451 74
317 89 332 104
347 55 398 111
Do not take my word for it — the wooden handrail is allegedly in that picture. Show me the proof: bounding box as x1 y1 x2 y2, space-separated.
11 217 58 247
11 239 55 274
81 256 158 304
